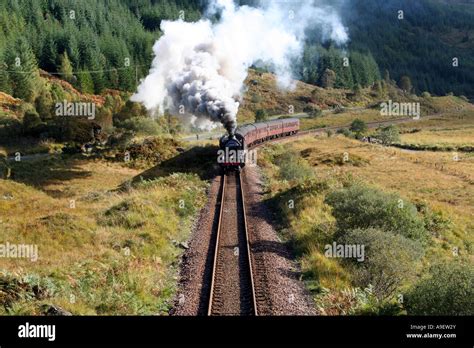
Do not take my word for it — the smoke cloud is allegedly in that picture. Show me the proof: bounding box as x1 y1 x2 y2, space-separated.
132 0 348 135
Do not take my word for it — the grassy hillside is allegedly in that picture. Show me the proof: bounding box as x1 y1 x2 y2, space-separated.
258 107 474 315
0 151 208 315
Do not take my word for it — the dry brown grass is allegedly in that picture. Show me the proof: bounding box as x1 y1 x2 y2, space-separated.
286 134 473 258
0 155 207 314
238 69 352 124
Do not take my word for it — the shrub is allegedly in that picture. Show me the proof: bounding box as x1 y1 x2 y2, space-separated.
119 116 162 135
251 93 262 103
336 128 354 138
325 183 428 243
113 100 147 124
338 228 424 300
320 68 336 88
404 261 473 315
376 125 400 145
275 150 314 182
421 91 431 98
0 114 22 137
48 118 95 144
350 119 368 135
22 110 45 136
119 137 181 165
95 107 113 130
304 105 323 118
255 109 268 122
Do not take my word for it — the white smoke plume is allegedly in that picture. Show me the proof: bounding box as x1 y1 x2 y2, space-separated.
131 0 348 135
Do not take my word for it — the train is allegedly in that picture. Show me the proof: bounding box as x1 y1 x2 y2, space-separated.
219 118 300 171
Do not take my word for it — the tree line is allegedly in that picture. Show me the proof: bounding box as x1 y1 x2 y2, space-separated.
0 0 202 100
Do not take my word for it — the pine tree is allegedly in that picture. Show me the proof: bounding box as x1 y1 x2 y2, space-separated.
5 38 41 102
77 71 95 94
0 61 12 94
107 68 119 90
91 52 106 94
59 52 74 83
40 34 58 72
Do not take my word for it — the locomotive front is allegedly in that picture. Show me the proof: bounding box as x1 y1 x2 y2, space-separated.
218 133 245 172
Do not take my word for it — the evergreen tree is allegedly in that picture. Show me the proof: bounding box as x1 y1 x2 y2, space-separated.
320 69 336 88
35 88 54 121
59 52 74 83
399 76 413 94
0 61 12 94
40 34 58 72
5 37 41 102
77 71 94 94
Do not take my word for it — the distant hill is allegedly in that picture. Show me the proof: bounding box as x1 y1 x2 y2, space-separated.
0 0 473 103
342 0 474 97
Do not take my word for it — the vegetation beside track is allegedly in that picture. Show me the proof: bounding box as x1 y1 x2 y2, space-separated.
258 110 474 315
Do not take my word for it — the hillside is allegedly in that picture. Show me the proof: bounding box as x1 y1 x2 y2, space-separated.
1 0 474 325
258 106 474 315
1 0 473 102
343 0 474 97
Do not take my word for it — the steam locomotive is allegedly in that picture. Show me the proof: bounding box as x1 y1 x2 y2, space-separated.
219 118 300 171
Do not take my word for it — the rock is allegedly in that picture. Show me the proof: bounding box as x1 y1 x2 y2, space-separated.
179 241 189 250
41 304 72 316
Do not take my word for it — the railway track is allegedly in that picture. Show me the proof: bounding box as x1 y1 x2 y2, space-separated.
201 114 448 316
207 171 258 316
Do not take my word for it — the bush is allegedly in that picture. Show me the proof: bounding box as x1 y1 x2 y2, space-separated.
404 261 473 315
421 91 431 98
119 137 181 165
34 89 54 121
275 150 314 182
304 105 323 118
350 119 368 135
376 125 400 145
337 128 354 138
22 110 45 136
255 109 268 122
119 116 162 135
338 228 424 300
113 100 147 124
47 118 95 144
325 183 428 243
0 114 22 137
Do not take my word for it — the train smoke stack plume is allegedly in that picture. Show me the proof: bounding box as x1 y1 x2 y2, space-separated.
132 0 348 133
